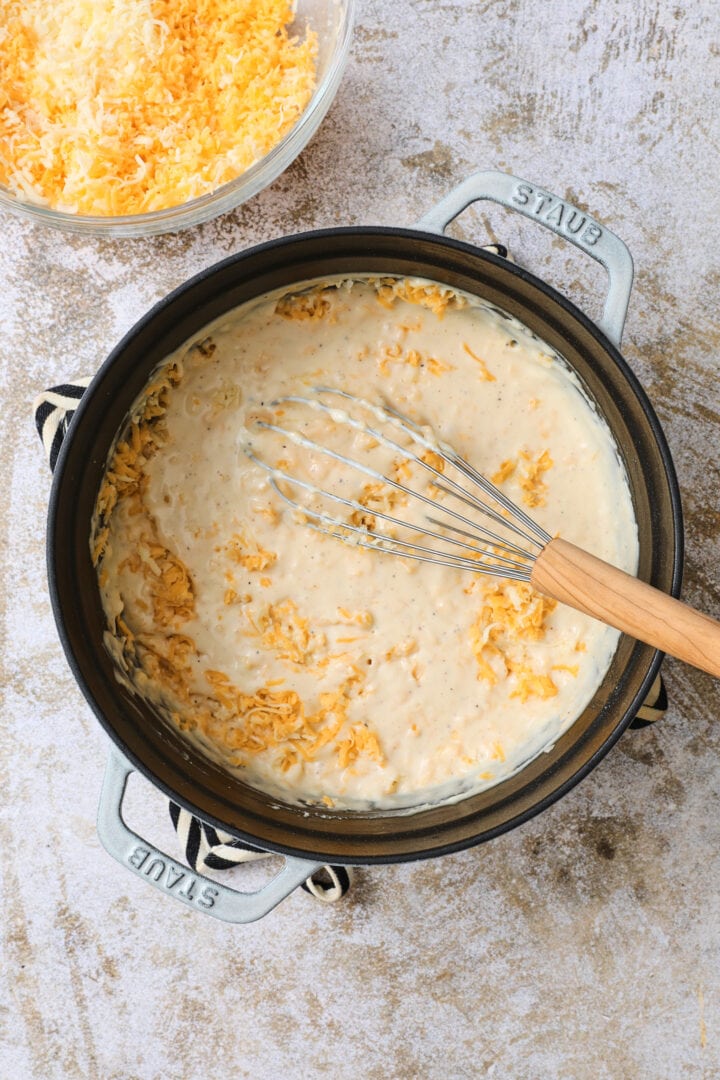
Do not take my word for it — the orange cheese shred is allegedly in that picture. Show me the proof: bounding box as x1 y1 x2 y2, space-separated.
489 449 554 507
462 342 496 381
469 580 572 700
275 289 333 321
518 449 554 508
223 533 277 573
375 279 467 317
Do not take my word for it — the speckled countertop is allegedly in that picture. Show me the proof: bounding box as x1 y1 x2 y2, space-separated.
2 2 720 1077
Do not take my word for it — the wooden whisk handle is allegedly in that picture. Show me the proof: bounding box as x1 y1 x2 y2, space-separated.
531 537 720 678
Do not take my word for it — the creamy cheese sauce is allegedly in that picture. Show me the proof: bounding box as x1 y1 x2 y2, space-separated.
92 276 638 810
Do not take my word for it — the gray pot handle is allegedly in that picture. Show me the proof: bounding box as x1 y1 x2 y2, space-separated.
416 170 634 347
97 747 323 923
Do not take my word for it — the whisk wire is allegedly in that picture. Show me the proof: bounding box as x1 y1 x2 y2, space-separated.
254 422 536 567
278 390 519 528
269 480 533 579
308 387 551 549
446 450 551 546
246 387 550 578
270 477 535 576
246 446 534 575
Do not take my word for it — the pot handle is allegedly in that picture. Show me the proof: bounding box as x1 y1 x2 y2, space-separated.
97 747 323 923
416 170 634 347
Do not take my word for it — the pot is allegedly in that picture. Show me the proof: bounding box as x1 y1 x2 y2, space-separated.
47 171 683 921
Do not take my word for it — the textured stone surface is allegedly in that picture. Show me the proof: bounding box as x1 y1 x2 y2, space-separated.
2 2 720 1077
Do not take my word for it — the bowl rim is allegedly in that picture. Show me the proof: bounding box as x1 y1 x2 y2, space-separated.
46 225 684 864
0 0 356 237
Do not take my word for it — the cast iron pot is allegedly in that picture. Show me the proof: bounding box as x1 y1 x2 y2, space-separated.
47 171 683 921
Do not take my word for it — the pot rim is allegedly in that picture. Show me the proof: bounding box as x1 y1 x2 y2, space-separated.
47 225 684 865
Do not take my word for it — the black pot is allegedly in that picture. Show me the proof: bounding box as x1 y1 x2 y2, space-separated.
47 172 682 915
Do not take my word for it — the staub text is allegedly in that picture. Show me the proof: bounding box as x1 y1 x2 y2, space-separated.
127 845 219 908
511 183 602 247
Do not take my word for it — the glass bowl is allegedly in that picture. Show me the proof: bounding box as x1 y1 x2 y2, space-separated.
0 0 355 238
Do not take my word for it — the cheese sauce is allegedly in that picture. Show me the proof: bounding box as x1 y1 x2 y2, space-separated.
92 277 638 810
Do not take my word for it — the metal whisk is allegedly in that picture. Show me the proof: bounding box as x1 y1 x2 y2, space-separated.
244 387 720 678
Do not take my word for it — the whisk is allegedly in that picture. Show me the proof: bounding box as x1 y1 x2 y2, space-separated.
244 387 720 679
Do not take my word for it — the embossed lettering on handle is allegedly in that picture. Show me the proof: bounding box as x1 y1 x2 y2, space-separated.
509 181 603 248
96 747 324 923
126 845 220 909
416 170 634 347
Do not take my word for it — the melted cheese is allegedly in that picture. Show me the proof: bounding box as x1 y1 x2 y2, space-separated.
0 0 317 215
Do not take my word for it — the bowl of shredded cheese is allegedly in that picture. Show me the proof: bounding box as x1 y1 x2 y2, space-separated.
0 0 354 236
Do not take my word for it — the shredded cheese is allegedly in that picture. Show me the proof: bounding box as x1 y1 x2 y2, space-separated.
222 533 277 572
276 289 333 321
378 344 452 377
507 664 558 703
121 625 384 777
336 724 384 769
385 638 417 660
138 537 195 625
201 670 372 766
469 580 568 700
375 279 467 317
336 607 374 628
349 481 409 531
490 448 554 507
491 459 516 486
92 362 183 568
518 449 554 508
249 598 326 667
0 0 317 215
462 342 496 381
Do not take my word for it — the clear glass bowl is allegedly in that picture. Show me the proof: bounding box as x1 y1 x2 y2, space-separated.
0 0 355 238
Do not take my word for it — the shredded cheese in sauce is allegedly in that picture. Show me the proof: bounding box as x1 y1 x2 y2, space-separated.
0 0 317 215
469 581 558 693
